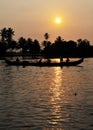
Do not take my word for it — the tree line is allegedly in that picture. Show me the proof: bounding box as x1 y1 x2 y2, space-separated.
0 27 93 58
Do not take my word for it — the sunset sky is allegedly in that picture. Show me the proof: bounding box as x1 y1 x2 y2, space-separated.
0 0 93 43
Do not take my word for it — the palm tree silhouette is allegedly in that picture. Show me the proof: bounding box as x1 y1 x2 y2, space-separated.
0 28 7 42
18 37 26 52
44 33 49 41
6 28 14 44
43 33 50 48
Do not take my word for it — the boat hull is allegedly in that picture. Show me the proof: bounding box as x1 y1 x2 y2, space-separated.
5 58 84 67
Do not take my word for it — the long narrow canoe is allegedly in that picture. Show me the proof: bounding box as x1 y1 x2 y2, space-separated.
5 58 84 67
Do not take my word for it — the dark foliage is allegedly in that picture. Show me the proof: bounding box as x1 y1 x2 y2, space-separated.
0 28 93 58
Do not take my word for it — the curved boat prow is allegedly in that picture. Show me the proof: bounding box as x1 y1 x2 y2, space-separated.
81 57 84 62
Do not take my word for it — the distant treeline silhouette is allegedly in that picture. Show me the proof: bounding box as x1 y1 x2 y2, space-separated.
0 27 93 58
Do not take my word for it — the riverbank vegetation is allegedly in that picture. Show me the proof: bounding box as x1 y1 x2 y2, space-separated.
0 27 93 58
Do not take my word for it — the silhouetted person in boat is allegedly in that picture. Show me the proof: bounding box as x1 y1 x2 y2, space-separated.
60 57 63 63
47 59 51 63
66 58 70 62
38 58 42 63
16 57 19 63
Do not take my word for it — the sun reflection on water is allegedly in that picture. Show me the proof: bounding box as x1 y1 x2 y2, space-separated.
48 67 64 126
50 67 63 101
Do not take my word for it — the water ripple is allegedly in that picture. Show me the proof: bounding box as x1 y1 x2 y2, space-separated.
0 59 93 130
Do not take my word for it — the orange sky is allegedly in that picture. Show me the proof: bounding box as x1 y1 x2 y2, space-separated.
0 0 93 43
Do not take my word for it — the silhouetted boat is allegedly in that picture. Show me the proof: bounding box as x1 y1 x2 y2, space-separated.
5 58 84 67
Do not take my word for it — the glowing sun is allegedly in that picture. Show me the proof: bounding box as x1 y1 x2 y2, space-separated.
55 18 61 24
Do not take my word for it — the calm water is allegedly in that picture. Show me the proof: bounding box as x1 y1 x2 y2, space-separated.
0 58 93 130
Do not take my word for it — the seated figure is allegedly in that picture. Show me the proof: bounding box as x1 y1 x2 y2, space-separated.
66 58 70 62
16 57 19 63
